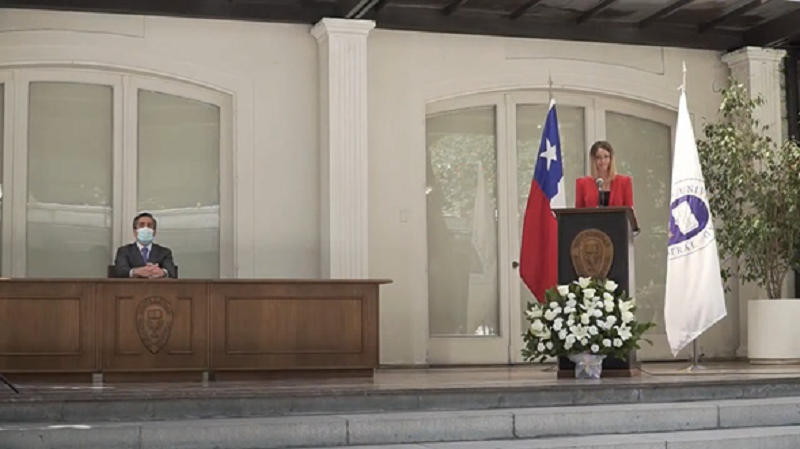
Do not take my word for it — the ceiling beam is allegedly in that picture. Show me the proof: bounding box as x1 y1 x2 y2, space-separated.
576 0 619 25
745 9 800 47
442 0 470 16
509 0 545 20
0 0 336 23
638 0 694 28
375 7 743 51
339 0 384 18
698 0 770 34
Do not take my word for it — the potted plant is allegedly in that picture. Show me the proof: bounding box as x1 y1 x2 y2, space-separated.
522 277 655 378
696 81 800 363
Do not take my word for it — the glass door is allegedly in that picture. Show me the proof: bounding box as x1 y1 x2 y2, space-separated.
425 94 512 364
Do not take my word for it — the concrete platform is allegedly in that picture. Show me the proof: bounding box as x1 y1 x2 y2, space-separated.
2 362 800 423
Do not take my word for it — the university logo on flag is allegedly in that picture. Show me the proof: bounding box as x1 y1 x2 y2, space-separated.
668 181 715 259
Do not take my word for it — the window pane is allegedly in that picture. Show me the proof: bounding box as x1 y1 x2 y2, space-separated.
426 107 499 336
27 82 113 278
138 90 220 278
516 104 585 320
606 111 671 335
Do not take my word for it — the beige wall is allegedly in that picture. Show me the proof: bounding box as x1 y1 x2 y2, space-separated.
367 29 737 364
0 7 743 365
0 8 322 279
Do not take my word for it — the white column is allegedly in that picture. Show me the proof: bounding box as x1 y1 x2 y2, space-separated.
312 18 375 279
722 46 787 357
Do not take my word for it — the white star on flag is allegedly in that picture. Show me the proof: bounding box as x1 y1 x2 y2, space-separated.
540 139 558 171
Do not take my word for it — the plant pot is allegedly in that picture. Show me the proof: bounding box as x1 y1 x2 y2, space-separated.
748 299 800 364
567 353 606 379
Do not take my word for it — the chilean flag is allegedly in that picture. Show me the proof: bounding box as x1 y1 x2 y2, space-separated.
519 99 566 302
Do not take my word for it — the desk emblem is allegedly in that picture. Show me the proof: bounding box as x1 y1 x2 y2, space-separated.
570 229 614 279
136 296 174 354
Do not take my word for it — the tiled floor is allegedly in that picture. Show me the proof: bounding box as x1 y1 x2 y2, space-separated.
2 361 800 403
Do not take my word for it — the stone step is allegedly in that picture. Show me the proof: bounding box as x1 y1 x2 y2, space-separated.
3 397 800 448
306 427 800 449
5 374 800 423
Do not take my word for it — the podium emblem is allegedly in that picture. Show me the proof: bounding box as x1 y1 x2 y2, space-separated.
570 229 614 279
135 296 174 354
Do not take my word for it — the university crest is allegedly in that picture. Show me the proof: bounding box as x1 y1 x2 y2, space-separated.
569 229 614 279
135 296 174 354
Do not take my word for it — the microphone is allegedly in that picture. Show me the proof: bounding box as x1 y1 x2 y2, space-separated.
596 178 604 207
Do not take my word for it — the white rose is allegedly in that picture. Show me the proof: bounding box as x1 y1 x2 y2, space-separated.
553 318 564 331
593 309 602 318
591 344 600 353
526 308 543 319
558 329 567 340
567 317 575 327
618 324 632 341
565 335 576 349
566 299 577 309
578 277 591 288
603 339 612 347
537 342 546 352
581 338 588 346
544 309 558 321
588 325 598 336
604 300 615 312
546 341 554 350
583 288 596 298
605 280 618 292
539 329 552 340
621 311 634 324
603 292 613 300
531 320 544 333
567 293 577 300
596 319 606 330
581 314 590 325
606 315 617 326
557 285 570 296
613 338 623 348
549 302 559 309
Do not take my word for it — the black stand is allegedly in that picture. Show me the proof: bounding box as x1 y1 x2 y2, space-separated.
0 374 19 394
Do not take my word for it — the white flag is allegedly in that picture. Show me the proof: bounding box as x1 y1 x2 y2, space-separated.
664 86 727 357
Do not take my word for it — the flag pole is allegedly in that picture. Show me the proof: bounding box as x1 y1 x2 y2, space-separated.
676 61 707 374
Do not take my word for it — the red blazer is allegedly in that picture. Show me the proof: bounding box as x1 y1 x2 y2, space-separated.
575 175 634 208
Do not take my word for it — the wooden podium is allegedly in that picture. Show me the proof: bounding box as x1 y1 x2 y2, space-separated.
553 206 640 378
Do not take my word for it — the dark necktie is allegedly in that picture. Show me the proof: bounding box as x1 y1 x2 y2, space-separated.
141 246 149 264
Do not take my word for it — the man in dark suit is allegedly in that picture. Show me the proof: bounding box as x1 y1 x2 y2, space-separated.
114 212 177 279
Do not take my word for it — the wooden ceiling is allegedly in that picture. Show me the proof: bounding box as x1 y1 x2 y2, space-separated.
1 0 800 51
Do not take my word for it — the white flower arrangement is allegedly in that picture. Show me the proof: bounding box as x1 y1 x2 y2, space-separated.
522 277 656 362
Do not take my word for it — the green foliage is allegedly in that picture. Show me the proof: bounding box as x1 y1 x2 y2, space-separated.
521 277 656 362
696 81 800 299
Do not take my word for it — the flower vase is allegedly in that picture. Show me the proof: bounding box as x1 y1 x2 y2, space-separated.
568 353 606 379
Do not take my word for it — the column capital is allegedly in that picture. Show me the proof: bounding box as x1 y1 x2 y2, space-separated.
311 18 375 42
722 46 786 66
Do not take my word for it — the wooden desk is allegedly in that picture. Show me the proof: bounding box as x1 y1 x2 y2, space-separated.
0 279 390 382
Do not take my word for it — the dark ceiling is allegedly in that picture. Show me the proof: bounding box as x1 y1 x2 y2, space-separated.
1 0 800 52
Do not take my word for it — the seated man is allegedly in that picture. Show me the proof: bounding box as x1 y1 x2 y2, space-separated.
114 212 177 279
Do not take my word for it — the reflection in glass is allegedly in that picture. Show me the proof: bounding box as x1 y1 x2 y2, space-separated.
426 107 499 336
606 111 672 334
138 90 220 278
27 82 113 278
516 104 585 323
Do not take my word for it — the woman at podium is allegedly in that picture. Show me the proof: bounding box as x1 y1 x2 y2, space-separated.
575 140 634 208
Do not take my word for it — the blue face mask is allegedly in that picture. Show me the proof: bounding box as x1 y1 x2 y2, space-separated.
136 227 154 245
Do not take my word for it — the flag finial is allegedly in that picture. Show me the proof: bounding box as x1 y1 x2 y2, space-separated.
680 61 687 93
547 72 554 103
